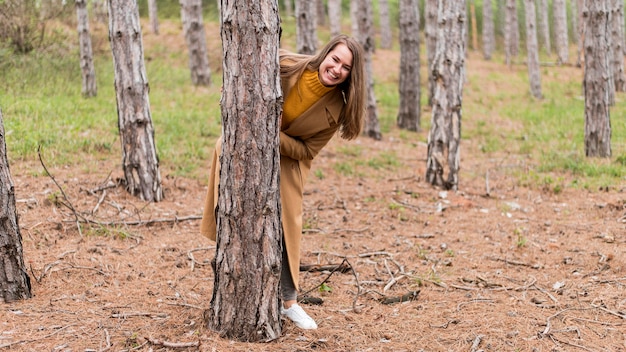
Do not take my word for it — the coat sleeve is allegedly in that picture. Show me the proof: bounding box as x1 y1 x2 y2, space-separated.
280 125 338 161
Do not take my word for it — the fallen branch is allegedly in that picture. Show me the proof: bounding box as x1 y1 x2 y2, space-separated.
300 262 351 273
378 290 419 305
487 256 542 269
146 337 199 348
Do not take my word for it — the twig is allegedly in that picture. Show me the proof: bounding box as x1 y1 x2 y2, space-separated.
456 298 495 311
590 303 626 319
0 324 76 349
359 251 393 258
92 189 106 214
187 246 215 271
470 334 484 352
111 312 168 319
532 283 559 305
300 263 351 273
486 256 542 269
146 337 199 348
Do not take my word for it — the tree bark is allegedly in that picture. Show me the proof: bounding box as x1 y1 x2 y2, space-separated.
524 0 542 99
425 0 466 191
316 0 326 26
553 0 568 64
397 0 420 131
0 108 32 303
482 0 495 60
583 0 612 158
283 0 293 17
538 0 551 56
504 0 519 66
296 0 317 54
610 0 626 92
108 0 163 202
356 0 381 140
469 0 478 51
180 0 212 86
206 0 283 342
378 0 392 49
576 0 585 67
328 0 342 37
148 0 159 35
75 0 97 97
425 0 438 107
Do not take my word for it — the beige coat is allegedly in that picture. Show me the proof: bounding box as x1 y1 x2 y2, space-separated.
200 65 345 290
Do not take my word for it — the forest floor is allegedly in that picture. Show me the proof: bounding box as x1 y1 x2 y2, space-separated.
2 36 626 352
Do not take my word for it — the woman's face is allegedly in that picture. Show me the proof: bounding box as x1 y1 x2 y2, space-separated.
318 43 353 87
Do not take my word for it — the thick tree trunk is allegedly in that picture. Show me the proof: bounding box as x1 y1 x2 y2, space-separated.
108 0 163 202
583 0 612 158
397 0 420 131
524 0 542 99
610 0 626 92
425 0 438 107
207 0 283 341
180 0 212 86
328 0 342 37
75 0 97 97
553 0 568 64
296 0 317 54
538 0 551 56
356 0 381 140
482 0 495 60
425 0 466 191
378 0 392 49
0 108 32 303
148 0 159 35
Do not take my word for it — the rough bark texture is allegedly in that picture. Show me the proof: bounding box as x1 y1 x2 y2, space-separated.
296 0 317 55
397 0 420 131
75 0 97 97
504 0 519 66
108 0 163 202
425 0 466 191
425 0 438 107
482 0 495 60
180 0 212 86
538 0 551 56
356 0 381 140
583 0 612 158
148 0 159 35
610 0 626 92
328 0 342 37
207 0 283 342
378 0 392 49
553 0 568 64
524 0 542 99
0 108 32 303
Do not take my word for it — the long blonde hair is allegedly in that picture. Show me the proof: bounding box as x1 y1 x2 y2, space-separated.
280 35 366 140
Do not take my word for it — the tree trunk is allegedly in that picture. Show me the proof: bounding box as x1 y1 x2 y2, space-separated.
108 0 163 202
524 0 542 99
316 0 326 26
538 0 551 56
576 0 585 67
206 0 283 341
148 0 159 35
583 0 612 158
75 0 97 97
350 0 359 39
180 0 212 86
469 0 478 51
328 0 342 37
482 0 495 60
378 0 392 49
425 0 438 106
0 108 32 303
610 0 626 92
504 0 519 66
553 0 568 64
425 0 466 191
93 0 108 23
296 0 317 54
356 0 381 140
397 0 420 131
283 0 293 17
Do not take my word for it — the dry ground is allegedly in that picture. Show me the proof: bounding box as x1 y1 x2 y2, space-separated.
2 26 626 352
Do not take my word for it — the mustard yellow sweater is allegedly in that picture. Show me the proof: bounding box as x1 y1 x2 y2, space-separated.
282 70 333 130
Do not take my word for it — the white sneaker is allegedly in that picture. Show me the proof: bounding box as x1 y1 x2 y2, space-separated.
281 304 318 329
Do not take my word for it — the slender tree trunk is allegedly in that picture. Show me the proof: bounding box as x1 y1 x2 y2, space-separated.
425 0 466 191
108 0 163 202
356 0 381 140
180 0 212 86
93 0 107 23
610 0 626 92
524 0 542 99
328 0 342 37
397 0 420 131
75 0 96 97
378 0 392 49
350 0 359 39
583 0 612 158
469 0 478 51
538 0 551 56
296 0 317 54
148 0 159 35
0 108 32 303
482 0 495 60
425 0 438 106
316 0 326 26
504 0 519 66
283 0 293 17
207 0 283 341
576 0 585 67
553 0 568 64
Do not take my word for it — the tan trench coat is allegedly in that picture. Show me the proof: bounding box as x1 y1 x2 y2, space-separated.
200 65 345 290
